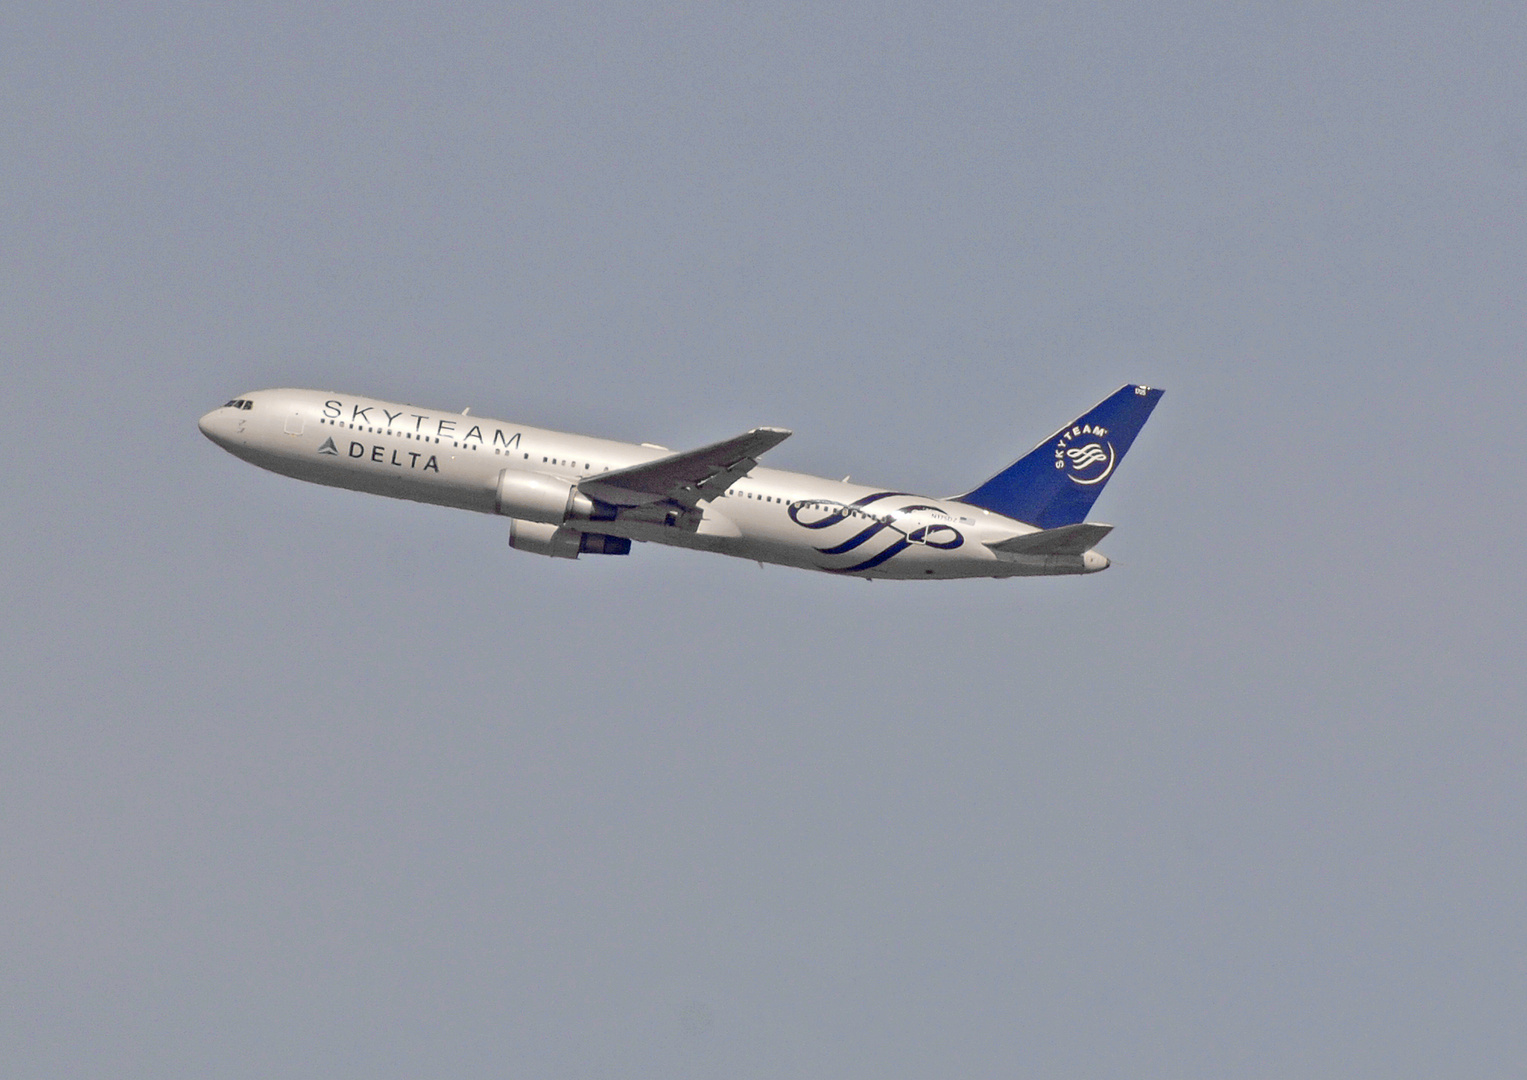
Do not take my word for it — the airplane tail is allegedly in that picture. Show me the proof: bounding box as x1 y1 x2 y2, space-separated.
954 384 1164 528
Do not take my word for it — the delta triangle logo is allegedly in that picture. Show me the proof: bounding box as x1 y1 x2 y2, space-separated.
317 437 339 456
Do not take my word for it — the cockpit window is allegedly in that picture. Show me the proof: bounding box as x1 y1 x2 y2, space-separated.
222 399 254 409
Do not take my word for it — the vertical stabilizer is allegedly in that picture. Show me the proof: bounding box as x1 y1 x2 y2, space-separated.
955 385 1164 528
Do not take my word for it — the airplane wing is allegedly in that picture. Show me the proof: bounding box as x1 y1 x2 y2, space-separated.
578 427 792 508
986 521 1113 555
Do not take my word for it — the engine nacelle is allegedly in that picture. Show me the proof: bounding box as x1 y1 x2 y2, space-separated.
508 519 582 559
493 469 616 525
507 519 632 559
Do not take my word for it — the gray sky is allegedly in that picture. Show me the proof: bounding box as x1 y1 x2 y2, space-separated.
3 3 1524 1076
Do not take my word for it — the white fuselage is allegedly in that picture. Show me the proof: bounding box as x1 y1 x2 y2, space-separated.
199 389 1108 580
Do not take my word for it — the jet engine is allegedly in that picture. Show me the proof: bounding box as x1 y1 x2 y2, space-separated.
493 469 617 525
508 519 631 559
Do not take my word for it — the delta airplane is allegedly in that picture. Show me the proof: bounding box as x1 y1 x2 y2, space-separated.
198 384 1162 580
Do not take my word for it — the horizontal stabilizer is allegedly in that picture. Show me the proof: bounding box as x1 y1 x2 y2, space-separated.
987 522 1113 556
579 427 791 508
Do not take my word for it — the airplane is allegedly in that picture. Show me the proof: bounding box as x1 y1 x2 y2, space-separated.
198 384 1163 580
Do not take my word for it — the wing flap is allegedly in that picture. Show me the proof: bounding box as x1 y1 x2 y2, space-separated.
987 522 1113 556
579 427 792 508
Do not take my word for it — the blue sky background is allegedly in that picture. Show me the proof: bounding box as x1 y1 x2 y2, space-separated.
3 3 1524 1076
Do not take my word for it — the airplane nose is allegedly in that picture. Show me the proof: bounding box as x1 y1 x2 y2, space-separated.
199 408 233 447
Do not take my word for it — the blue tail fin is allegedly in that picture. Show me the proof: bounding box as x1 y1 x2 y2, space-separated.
955 384 1164 528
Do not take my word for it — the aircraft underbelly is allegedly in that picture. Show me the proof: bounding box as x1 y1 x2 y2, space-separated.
646 516 1000 578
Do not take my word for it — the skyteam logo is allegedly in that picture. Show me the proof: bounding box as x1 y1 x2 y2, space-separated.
1053 424 1115 486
